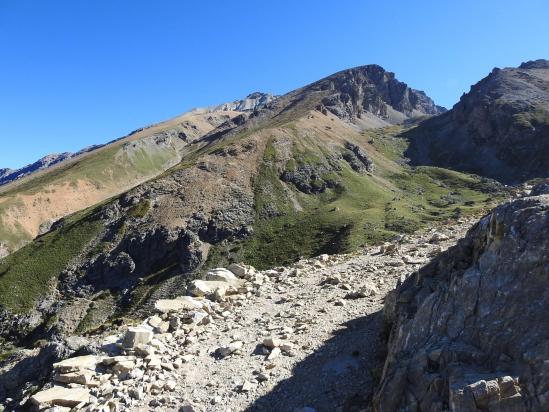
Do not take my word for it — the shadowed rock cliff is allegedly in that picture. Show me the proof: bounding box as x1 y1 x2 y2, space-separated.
374 181 549 411
405 60 549 183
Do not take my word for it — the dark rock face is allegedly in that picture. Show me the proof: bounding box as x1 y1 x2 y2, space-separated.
530 179 549 196
343 142 374 173
374 189 549 411
405 60 549 183
281 156 342 194
306 65 445 122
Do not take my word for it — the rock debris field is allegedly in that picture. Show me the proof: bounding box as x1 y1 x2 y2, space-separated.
27 220 473 412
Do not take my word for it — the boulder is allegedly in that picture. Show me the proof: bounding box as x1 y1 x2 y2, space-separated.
188 280 237 298
30 386 90 408
154 296 203 313
401 255 425 265
205 268 239 283
102 355 136 366
122 326 153 349
53 355 103 373
53 371 94 385
146 355 161 369
267 347 281 360
428 231 449 243
164 380 177 391
147 315 169 333
262 337 282 349
112 360 136 376
240 380 255 392
228 263 250 278
217 341 243 358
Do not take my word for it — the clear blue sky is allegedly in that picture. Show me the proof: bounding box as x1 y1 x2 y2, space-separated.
1 0 548 169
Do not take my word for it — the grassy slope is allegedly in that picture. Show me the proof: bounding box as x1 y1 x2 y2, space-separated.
0 113 504 316
206 123 504 269
0 205 104 313
0 140 179 252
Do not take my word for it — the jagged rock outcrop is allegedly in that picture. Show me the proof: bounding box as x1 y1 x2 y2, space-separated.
280 155 342 194
0 337 93 403
343 142 374 173
374 184 549 411
214 92 277 112
405 59 549 183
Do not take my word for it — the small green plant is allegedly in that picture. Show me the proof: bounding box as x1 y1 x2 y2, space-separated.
128 200 151 218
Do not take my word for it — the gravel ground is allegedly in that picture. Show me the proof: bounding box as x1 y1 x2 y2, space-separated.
132 220 472 412
28 219 474 412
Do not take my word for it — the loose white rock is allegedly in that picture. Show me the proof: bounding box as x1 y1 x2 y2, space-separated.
122 326 154 349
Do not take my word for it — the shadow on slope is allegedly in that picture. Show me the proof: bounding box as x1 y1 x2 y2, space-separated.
246 311 385 412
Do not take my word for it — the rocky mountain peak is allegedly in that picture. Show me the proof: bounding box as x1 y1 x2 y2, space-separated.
305 64 445 124
0 168 13 179
0 152 73 187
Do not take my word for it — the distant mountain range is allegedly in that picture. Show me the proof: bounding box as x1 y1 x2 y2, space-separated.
0 149 99 187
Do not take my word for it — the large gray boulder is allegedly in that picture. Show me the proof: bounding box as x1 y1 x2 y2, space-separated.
374 188 549 411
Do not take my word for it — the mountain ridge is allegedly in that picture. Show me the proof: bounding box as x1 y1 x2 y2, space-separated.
0 63 502 350
0 65 445 257
0 92 277 189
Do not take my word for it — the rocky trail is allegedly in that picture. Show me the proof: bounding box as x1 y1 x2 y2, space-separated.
22 219 474 412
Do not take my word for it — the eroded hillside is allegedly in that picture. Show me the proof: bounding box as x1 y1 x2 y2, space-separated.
0 108 245 256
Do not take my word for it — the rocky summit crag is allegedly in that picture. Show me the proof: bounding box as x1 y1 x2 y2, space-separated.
0 61 547 412
213 92 278 113
294 64 445 128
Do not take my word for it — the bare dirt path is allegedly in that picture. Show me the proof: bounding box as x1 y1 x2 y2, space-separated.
27 218 474 412
131 221 471 412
